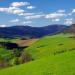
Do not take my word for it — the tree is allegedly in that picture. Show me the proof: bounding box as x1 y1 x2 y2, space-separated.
14 57 20 65
19 51 33 64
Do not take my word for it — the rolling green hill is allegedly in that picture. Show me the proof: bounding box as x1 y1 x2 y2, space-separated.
25 34 75 59
0 50 75 75
0 34 75 75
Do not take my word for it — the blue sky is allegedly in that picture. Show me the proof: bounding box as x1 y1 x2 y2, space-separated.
0 0 75 27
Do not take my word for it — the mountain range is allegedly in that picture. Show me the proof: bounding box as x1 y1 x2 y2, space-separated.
64 24 75 34
0 25 67 38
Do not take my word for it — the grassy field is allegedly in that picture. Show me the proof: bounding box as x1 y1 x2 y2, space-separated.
0 33 75 75
0 38 38 47
0 50 75 75
25 34 75 59
15 39 38 46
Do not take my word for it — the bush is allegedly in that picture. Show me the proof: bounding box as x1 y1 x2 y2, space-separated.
19 51 33 64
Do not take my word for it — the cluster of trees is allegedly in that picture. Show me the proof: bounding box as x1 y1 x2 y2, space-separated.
0 42 33 69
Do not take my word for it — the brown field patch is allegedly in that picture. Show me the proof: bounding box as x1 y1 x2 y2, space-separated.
15 39 39 46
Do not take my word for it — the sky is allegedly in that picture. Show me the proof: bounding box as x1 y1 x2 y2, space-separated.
0 0 75 27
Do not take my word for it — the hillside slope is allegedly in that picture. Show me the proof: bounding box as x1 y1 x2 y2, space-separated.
0 50 75 75
0 34 75 75
25 34 75 59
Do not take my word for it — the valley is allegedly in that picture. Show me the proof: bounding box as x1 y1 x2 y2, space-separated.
0 0 75 75
0 32 75 75
0 24 74 75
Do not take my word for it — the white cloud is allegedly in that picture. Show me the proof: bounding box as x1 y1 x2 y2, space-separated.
22 21 32 24
0 7 20 13
0 25 6 27
72 9 75 13
68 9 75 16
18 13 35 16
24 13 35 16
64 18 73 25
27 6 35 9
57 9 65 13
0 7 8 12
68 13 72 16
19 12 44 17
0 2 31 15
52 18 60 22
11 2 30 7
0 7 25 15
45 9 67 19
10 19 19 23
45 12 66 19
25 14 44 19
8 7 18 10
12 9 24 14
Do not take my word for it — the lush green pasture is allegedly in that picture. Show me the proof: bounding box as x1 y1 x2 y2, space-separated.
25 34 75 59
0 34 75 75
0 50 75 75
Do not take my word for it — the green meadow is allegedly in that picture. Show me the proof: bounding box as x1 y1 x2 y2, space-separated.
0 34 75 75
25 34 75 59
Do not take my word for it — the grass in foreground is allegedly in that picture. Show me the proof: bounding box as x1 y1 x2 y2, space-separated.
25 34 75 59
0 50 75 75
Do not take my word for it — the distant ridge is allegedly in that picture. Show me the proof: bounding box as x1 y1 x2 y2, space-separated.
0 25 68 38
64 24 75 34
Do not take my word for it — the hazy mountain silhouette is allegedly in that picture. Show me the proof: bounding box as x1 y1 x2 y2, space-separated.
0 25 67 38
